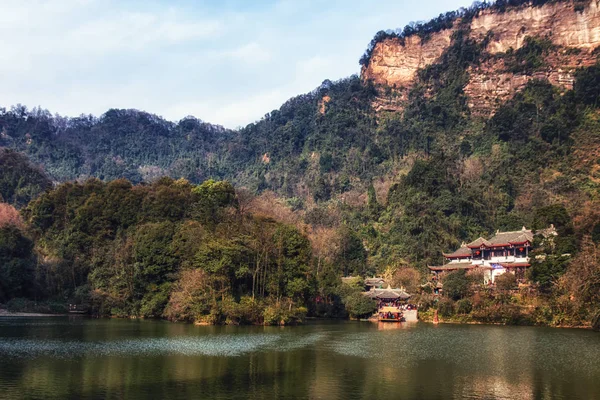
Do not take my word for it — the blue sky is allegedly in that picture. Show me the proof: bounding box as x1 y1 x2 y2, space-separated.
0 0 472 128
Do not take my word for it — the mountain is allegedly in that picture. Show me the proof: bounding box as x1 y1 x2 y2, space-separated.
361 0 598 114
0 107 234 184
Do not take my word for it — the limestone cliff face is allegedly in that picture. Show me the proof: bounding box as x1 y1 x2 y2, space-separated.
362 30 453 88
470 1 600 53
362 0 600 114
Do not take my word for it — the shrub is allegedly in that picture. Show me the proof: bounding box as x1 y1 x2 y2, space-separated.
495 273 517 291
262 301 307 325
415 293 436 311
472 304 533 325
456 299 473 315
504 36 554 74
437 298 455 318
139 283 172 318
221 296 264 325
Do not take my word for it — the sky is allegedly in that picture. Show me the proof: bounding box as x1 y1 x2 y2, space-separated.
0 0 472 129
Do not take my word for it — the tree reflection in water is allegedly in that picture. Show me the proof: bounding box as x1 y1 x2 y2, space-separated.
0 318 598 400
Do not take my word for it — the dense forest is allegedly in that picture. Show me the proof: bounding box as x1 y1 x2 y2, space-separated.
1 1 600 327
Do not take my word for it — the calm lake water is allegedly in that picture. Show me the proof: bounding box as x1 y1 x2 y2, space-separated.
0 318 598 400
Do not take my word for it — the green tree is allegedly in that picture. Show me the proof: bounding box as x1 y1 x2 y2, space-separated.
443 270 470 300
343 291 376 319
0 226 36 301
191 180 236 227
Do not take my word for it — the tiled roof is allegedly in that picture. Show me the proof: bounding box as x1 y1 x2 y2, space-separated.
467 237 491 248
365 287 412 300
364 277 386 286
467 227 533 248
487 227 533 246
443 243 472 258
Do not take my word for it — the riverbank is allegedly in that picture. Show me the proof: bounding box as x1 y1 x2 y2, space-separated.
0 308 66 317
418 309 594 330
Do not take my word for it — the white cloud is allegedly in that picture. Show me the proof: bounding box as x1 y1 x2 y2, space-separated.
64 12 222 54
297 56 334 76
206 42 273 65
164 89 287 129
0 0 474 128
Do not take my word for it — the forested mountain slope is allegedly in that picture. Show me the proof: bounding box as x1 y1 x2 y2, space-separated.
1 0 600 325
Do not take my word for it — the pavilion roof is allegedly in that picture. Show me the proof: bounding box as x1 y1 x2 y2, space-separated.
466 227 533 249
487 227 533 247
443 243 472 258
365 286 412 300
364 277 386 287
467 237 491 248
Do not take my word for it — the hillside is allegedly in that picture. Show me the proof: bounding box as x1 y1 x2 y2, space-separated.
1 0 600 325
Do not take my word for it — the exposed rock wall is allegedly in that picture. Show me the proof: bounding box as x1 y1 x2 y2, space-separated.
465 49 596 115
361 1 600 114
470 1 600 53
362 31 453 87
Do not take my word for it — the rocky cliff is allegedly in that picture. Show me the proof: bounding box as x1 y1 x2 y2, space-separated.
362 0 600 115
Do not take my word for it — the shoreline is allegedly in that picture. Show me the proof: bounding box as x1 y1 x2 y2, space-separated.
0 309 66 317
419 317 593 330
0 309 594 330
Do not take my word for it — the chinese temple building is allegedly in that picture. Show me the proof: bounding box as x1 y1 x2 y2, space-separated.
428 226 553 284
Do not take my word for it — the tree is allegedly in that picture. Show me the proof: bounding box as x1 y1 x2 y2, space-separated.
0 203 22 228
0 148 52 207
271 224 312 301
0 226 36 301
559 238 600 323
164 269 221 323
575 62 600 106
367 183 381 219
495 273 517 291
343 291 377 318
191 180 237 227
529 256 570 292
591 222 600 244
442 270 470 300
132 221 177 313
533 204 577 254
335 226 367 276
391 267 422 293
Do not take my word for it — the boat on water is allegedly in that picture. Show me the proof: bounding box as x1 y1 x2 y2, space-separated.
379 304 404 322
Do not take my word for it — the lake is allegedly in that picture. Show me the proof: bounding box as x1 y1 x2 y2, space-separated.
0 318 598 399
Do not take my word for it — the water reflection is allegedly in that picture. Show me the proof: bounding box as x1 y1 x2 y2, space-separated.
0 318 598 400
376 321 418 331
